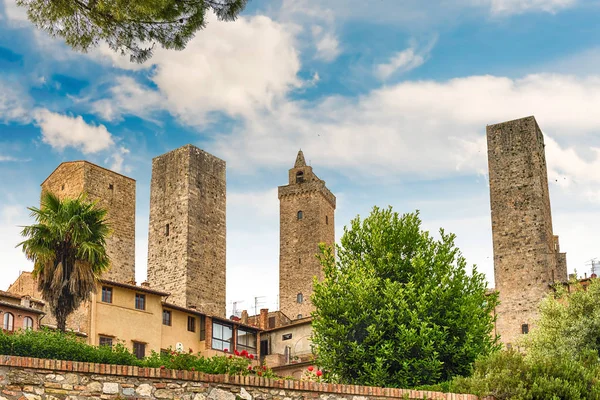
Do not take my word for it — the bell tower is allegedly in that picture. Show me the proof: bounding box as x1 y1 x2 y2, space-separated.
278 150 336 319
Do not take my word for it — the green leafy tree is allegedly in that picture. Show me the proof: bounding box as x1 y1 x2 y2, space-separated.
16 0 248 63
19 192 110 332
311 207 499 388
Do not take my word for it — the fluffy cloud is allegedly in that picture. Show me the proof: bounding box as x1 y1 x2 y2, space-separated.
0 81 31 124
34 109 114 153
312 25 341 62
487 0 576 14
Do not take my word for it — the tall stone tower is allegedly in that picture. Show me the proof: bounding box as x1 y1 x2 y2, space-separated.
41 161 136 283
147 144 226 317
487 116 567 346
278 150 336 320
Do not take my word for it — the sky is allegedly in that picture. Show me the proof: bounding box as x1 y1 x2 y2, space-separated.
1 0 600 317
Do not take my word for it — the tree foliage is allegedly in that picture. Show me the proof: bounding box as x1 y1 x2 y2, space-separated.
19 192 110 332
453 279 600 399
311 207 499 388
16 0 249 63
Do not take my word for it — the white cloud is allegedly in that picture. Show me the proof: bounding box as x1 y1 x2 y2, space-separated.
0 203 33 291
228 189 279 217
487 0 576 14
0 81 32 124
34 109 114 153
375 48 425 80
312 25 341 62
1 0 29 25
107 146 131 174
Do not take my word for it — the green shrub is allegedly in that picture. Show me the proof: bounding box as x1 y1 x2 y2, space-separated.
0 328 276 377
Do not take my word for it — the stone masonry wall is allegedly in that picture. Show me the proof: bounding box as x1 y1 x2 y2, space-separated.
278 152 336 320
0 355 479 400
487 116 565 346
147 145 226 317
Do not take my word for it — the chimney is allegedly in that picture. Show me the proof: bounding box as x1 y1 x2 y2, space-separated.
241 310 248 324
141 281 150 288
259 308 269 330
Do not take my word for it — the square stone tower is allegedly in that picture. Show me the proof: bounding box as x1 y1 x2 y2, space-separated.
278 150 336 320
487 116 567 346
147 144 226 317
41 161 136 283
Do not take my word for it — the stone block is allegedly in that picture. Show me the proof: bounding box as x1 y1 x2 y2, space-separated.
102 383 119 394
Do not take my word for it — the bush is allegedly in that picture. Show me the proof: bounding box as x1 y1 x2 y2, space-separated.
0 328 276 377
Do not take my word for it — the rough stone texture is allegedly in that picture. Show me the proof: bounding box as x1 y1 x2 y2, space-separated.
487 116 568 346
147 145 226 317
40 161 136 283
278 151 336 320
0 356 479 400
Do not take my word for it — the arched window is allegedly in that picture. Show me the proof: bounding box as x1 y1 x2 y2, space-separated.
297 211 303 220
23 316 33 330
296 293 303 304
3 312 14 331
296 171 304 183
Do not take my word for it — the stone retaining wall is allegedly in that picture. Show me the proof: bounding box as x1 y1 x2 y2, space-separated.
0 356 479 400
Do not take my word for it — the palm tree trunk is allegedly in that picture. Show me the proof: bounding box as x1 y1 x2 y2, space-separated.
56 310 67 332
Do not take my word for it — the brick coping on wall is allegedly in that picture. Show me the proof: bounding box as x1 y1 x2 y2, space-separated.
0 355 480 400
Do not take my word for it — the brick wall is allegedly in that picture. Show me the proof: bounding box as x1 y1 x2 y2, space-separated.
0 355 480 400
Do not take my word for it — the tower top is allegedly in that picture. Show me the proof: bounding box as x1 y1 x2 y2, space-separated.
294 150 306 168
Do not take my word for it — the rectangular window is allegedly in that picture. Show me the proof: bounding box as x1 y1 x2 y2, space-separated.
521 324 529 334
282 333 292 341
187 316 196 332
162 310 171 326
268 316 276 329
99 336 113 348
237 329 257 355
165 223 170 237
211 321 232 351
133 342 145 359
101 286 113 303
199 315 206 341
135 294 146 310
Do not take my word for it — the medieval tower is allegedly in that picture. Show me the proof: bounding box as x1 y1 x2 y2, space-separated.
41 161 136 283
147 144 226 317
487 116 567 346
278 150 336 319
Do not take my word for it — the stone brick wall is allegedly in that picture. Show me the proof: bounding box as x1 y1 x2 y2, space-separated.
278 151 336 320
147 145 226 317
0 355 479 400
487 116 567 346
40 161 136 284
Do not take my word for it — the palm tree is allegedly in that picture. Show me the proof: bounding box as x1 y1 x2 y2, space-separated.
19 192 111 332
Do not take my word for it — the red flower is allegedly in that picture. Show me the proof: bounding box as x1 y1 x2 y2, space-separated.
229 355 233 359
257 371 262 376
160 366 165 370
316 370 323 377
249 354 254 360
307 366 314 372
191 367 195 371
262 366 267 371
248 366 252 371
189 348 193 354
234 350 240 356
224 348 229 353
241 350 248 357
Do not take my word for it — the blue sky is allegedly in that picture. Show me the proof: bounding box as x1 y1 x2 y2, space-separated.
1 0 600 316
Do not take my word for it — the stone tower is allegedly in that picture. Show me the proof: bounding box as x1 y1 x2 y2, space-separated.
147 144 226 317
278 150 336 320
487 116 567 346
41 161 136 283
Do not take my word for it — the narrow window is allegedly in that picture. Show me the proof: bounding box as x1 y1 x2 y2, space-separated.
296 293 303 304
199 315 206 341
61 184 65 191
162 310 172 326
165 223 170 237
282 333 292 341
108 183 114 190
101 286 113 303
133 342 146 359
297 314 302 319
23 316 33 330
296 171 304 183
521 324 529 334
187 316 196 332
297 210 303 220
268 316 276 329
3 312 14 331
326 215 328 225
99 336 113 348
135 294 146 310
299 257 301 264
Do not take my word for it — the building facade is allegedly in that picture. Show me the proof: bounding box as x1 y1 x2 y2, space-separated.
41 161 136 284
147 145 227 317
278 151 336 320
0 290 44 332
487 116 568 346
